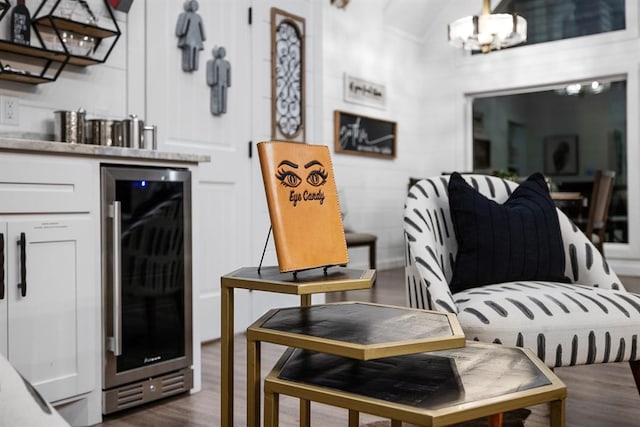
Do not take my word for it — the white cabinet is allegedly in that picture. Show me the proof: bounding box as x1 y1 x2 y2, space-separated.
0 141 205 425
1 217 95 403
0 153 99 408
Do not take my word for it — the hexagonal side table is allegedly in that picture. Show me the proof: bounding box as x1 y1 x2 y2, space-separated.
249 302 465 360
246 302 465 427
265 342 567 427
220 266 376 427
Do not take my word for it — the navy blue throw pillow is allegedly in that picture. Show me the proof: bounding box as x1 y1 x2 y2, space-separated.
448 172 567 293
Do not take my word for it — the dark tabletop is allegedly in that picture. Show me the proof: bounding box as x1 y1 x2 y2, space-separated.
278 342 551 410
227 266 371 284
260 302 455 345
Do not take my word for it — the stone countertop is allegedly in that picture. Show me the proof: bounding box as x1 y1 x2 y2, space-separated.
0 137 211 164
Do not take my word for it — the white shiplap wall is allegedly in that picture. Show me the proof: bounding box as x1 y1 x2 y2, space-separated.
322 0 428 271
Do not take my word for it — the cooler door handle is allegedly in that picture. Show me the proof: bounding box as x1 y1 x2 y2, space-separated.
17 232 26 298
108 201 122 356
0 233 4 300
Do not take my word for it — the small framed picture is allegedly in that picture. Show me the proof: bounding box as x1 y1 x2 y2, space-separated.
343 74 386 109
544 134 579 175
334 110 396 159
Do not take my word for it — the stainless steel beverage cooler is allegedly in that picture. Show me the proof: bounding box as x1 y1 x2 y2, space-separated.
101 165 193 414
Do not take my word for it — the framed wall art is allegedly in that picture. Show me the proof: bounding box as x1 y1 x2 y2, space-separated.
271 8 305 142
544 134 579 175
343 74 386 109
334 110 396 159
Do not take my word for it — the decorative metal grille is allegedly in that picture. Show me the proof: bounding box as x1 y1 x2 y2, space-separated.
271 8 305 141
275 22 302 137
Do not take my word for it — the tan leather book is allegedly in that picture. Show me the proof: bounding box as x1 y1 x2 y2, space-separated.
258 140 349 272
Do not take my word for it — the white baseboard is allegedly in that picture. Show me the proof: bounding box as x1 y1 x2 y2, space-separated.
608 259 640 278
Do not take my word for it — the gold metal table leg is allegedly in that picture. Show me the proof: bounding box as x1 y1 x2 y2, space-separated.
299 292 312 425
550 399 566 427
264 386 279 427
247 338 261 427
300 399 311 427
221 285 234 427
348 409 359 427
300 294 311 306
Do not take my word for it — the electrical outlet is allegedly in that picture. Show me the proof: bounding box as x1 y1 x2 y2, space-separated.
1 96 19 126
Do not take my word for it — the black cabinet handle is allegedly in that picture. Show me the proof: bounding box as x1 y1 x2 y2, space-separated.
0 233 4 300
17 232 26 298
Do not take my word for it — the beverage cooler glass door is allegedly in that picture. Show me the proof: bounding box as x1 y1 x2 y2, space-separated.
101 166 193 389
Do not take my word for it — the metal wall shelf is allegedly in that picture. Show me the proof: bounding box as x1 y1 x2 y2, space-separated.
0 39 68 83
0 1 8 20
0 0 121 84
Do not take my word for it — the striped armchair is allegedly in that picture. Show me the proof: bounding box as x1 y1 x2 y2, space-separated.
404 174 640 391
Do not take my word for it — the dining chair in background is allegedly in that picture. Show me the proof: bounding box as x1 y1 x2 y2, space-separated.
586 170 616 255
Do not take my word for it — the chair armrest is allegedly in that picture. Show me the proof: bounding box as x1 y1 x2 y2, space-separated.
405 233 458 313
558 210 624 290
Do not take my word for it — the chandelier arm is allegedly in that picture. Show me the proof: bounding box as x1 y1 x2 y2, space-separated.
482 0 491 15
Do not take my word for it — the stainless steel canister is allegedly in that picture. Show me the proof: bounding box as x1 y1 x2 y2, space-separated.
121 114 157 149
88 119 114 146
54 109 86 144
122 114 143 148
111 120 124 147
142 124 157 150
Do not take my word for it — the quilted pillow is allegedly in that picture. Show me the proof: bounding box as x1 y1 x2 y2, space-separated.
448 172 568 292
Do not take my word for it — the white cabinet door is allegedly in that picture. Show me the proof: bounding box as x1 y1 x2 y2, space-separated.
6 217 95 403
0 222 6 357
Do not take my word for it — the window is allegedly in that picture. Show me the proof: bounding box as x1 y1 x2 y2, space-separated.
496 0 625 46
472 78 627 244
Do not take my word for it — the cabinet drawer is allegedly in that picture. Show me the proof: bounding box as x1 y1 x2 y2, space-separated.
0 154 94 213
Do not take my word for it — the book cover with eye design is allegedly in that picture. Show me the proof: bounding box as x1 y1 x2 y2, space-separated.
257 140 349 273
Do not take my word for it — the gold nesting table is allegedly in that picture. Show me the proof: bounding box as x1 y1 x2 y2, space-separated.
247 301 466 427
220 266 376 427
264 342 567 427
222 267 566 427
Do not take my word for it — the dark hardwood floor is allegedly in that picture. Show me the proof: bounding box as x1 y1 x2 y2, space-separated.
98 268 640 427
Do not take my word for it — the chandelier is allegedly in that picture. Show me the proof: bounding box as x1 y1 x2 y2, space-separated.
448 0 527 53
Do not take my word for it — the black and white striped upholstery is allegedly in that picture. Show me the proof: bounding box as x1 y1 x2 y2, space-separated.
404 174 640 369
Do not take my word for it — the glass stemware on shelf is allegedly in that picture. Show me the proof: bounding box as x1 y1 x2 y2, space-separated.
54 0 99 26
47 0 98 56
40 29 95 56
